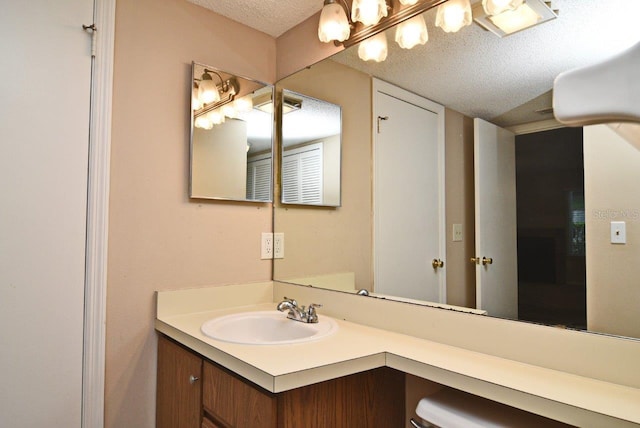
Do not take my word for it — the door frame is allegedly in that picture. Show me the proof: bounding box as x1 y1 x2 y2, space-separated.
372 79 447 302
83 0 115 426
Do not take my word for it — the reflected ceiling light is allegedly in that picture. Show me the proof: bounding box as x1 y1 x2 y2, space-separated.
208 109 225 125
482 0 523 16
198 71 221 104
194 115 213 130
318 0 351 43
473 0 558 37
234 95 253 113
435 0 472 33
253 93 302 114
399 0 419 5
351 0 388 27
221 103 237 118
395 14 428 49
358 32 388 62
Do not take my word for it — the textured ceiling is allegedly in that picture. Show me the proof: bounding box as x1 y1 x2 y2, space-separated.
187 0 321 37
331 0 640 126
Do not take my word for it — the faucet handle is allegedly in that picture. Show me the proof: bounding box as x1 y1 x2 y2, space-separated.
283 296 298 307
306 303 323 323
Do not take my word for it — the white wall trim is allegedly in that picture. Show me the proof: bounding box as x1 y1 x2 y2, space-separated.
83 0 115 426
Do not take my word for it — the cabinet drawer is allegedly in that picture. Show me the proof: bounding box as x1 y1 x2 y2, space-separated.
202 361 277 427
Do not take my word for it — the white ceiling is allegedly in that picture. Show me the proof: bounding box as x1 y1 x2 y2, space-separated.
191 0 640 126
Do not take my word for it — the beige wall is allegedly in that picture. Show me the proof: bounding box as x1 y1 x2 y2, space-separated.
444 109 476 308
107 0 275 426
192 120 248 199
274 60 373 289
584 124 640 338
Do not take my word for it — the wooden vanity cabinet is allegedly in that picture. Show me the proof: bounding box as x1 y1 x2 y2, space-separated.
157 335 405 428
157 335 203 428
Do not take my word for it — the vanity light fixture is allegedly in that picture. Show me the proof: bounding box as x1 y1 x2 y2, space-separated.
194 115 214 130
352 0 389 26
473 0 558 37
208 109 226 125
318 0 351 43
435 0 472 33
197 69 238 106
221 103 238 119
358 31 388 62
395 14 428 49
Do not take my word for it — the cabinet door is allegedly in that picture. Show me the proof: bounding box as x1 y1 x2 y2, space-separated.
202 361 277 427
279 367 405 427
157 336 203 428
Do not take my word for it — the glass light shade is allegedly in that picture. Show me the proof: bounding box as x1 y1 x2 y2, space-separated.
395 15 428 49
435 0 472 33
221 103 237 118
208 110 225 125
482 0 523 16
489 3 542 35
234 95 253 113
399 0 418 5
192 86 203 110
358 32 388 62
318 2 350 43
352 0 388 26
198 75 220 104
194 115 213 130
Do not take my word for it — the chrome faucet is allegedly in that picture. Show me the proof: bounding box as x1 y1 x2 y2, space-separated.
276 297 322 323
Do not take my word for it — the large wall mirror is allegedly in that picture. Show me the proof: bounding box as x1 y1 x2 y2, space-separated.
274 0 640 340
190 62 274 202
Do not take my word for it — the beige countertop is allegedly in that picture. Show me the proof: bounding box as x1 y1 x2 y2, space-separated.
156 282 640 427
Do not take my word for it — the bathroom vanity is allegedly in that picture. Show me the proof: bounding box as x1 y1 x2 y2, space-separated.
157 335 404 427
155 282 640 427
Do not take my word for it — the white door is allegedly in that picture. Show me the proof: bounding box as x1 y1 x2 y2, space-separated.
473 118 518 318
0 1 93 426
373 80 446 302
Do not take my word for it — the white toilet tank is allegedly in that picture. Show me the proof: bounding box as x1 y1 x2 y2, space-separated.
414 388 573 428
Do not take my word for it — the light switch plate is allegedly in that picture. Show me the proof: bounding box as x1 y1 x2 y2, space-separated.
611 221 626 244
452 224 463 242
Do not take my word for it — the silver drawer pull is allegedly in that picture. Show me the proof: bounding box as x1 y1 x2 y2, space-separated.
189 375 199 384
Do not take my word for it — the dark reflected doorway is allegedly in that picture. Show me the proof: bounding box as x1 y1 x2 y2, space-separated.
515 127 586 329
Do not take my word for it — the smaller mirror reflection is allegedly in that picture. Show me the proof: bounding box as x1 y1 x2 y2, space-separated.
281 90 342 207
190 62 274 202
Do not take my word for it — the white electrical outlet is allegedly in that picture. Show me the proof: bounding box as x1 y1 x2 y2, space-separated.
274 233 284 259
261 232 273 259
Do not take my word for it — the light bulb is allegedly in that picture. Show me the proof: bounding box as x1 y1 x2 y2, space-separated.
399 0 418 5
191 86 203 110
234 95 253 113
208 109 225 125
194 115 213 130
395 15 428 49
482 0 523 16
352 0 388 26
358 32 388 62
198 73 220 104
435 0 472 33
318 1 350 43
221 103 237 118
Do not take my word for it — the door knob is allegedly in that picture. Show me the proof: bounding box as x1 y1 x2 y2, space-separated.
482 257 493 265
189 375 199 384
432 258 444 269
470 257 480 264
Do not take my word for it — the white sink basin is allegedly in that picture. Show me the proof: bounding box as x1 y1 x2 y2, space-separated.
200 311 338 345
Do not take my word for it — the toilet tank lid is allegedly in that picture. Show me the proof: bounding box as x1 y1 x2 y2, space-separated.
415 388 569 428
